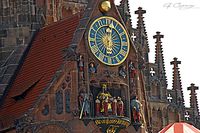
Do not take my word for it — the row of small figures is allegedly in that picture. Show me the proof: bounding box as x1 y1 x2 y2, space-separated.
95 96 124 117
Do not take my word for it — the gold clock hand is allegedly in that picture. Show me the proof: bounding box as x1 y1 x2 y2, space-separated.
109 23 114 29
108 22 114 42
105 25 113 54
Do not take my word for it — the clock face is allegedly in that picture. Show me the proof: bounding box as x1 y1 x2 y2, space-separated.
88 16 130 66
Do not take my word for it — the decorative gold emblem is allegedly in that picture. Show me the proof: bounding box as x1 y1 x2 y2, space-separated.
100 0 111 12
106 125 119 133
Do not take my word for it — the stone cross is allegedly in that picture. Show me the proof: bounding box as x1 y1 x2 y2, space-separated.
187 83 199 95
135 7 146 16
150 68 155 76
153 32 164 43
184 111 190 121
167 94 173 103
170 57 181 68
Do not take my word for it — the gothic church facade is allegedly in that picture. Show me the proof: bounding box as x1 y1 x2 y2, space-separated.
0 0 199 133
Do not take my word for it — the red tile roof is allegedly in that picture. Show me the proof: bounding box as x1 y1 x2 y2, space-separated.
0 14 80 128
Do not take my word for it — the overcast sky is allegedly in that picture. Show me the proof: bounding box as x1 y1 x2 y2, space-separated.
115 0 200 109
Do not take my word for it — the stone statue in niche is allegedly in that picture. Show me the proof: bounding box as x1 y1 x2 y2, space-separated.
129 61 137 83
42 105 49 116
89 62 97 74
130 96 141 123
78 88 92 119
77 54 84 80
119 65 127 78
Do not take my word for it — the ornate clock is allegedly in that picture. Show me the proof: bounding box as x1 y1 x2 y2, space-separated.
88 16 130 66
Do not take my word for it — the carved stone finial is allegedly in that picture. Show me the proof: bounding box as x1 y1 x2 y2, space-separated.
153 31 164 43
170 57 181 67
188 83 199 92
135 7 146 16
187 83 199 115
170 57 184 106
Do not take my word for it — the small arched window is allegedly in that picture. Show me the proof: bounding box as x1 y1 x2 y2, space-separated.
55 90 63 114
65 90 70 113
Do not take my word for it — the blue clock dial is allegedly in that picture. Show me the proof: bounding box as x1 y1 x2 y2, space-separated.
88 16 129 66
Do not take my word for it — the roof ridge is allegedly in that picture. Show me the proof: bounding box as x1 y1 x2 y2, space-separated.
41 12 83 30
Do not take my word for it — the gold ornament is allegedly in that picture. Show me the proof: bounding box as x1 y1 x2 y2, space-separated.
100 0 111 13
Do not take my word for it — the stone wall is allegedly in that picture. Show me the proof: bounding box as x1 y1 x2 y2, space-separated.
0 0 45 99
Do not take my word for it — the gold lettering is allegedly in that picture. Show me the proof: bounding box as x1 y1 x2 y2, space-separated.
99 53 104 61
98 20 103 27
116 56 120 63
122 42 128 46
95 120 100 125
92 46 98 53
120 50 127 57
120 32 125 36
89 38 95 42
94 119 130 127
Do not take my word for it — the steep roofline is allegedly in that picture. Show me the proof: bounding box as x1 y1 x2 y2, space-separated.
25 13 84 116
41 13 83 30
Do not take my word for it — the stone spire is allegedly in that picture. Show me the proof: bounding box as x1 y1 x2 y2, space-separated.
134 7 149 63
134 7 151 93
170 57 184 106
153 32 168 91
117 0 133 33
187 83 199 116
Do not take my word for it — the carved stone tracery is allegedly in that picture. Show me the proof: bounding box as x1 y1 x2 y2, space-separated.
15 114 33 133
